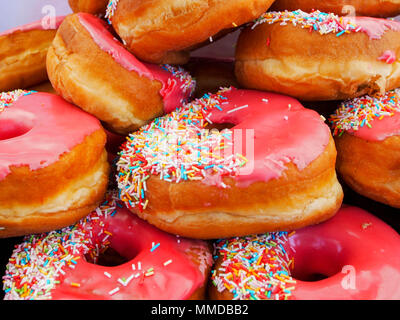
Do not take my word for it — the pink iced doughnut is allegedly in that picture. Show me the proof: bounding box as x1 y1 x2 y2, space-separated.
3 193 213 300
210 205 400 300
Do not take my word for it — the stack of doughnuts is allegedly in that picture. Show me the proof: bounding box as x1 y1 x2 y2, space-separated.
2 0 400 301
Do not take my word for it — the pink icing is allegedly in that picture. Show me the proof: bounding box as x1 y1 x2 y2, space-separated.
345 16 400 40
206 88 331 187
0 16 65 37
352 113 400 141
378 50 397 64
50 205 212 300
77 13 192 113
0 92 102 181
289 205 400 299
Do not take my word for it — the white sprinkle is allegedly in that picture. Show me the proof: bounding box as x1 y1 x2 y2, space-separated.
227 105 248 114
163 259 173 266
104 272 112 278
109 287 120 295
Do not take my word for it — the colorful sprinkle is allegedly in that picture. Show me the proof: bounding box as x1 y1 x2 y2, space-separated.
116 87 246 212
211 232 296 300
329 88 400 135
253 10 361 37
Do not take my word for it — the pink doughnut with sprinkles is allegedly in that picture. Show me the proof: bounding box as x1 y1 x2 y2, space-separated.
330 89 400 207
210 206 400 300
235 10 400 101
46 13 196 135
2 193 213 300
116 87 343 239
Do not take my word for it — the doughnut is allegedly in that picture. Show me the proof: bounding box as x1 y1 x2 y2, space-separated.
116 87 343 239
0 16 65 92
47 13 196 135
0 90 109 238
210 205 400 300
2 193 213 300
105 0 276 64
329 88 400 208
270 0 400 18
235 10 400 101
69 0 109 15
184 57 239 98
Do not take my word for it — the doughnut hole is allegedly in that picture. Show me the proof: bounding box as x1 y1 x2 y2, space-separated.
289 235 347 282
0 111 34 140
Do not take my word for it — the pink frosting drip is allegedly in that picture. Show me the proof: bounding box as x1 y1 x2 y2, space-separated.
206 89 331 187
0 16 65 37
352 113 400 141
378 50 397 64
51 205 212 300
0 92 102 181
77 13 192 113
347 16 400 40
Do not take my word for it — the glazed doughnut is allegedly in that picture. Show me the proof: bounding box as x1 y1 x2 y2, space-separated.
270 0 400 18
0 16 65 92
210 205 400 300
235 10 400 101
105 0 276 64
184 57 239 98
116 87 343 239
329 88 400 208
0 90 109 238
47 13 196 135
2 193 213 300
69 0 109 15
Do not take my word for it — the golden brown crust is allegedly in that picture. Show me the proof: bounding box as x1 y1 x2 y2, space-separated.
0 28 57 91
0 129 110 238
335 132 400 208
129 137 343 239
111 0 275 64
68 0 109 15
46 14 165 135
271 0 400 18
235 22 400 101
184 58 239 98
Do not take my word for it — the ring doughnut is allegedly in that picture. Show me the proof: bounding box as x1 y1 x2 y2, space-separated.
270 0 400 18
105 0 276 64
0 16 65 92
69 0 109 15
2 193 213 300
329 88 400 208
116 87 343 239
235 10 400 101
46 13 196 135
0 90 109 238
210 205 400 300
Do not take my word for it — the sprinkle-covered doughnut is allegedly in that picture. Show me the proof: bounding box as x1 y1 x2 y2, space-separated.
2 193 213 300
116 87 343 239
210 206 400 300
330 89 400 207
236 10 400 101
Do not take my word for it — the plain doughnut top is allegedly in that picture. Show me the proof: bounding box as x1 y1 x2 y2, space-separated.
116 87 330 212
0 90 101 180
